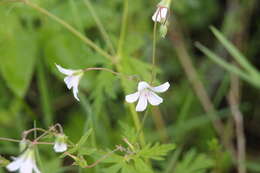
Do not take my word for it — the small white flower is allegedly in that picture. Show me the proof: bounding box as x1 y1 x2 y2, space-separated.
56 64 84 101
125 81 170 112
6 148 41 173
152 6 169 23
53 134 68 153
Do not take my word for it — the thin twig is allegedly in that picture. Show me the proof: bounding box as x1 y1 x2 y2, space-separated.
33 124 61 142
169 22 224 135
0 137 21 143
34 142 54 145
169 20 236 158
23 128 47 139
228 73 246 173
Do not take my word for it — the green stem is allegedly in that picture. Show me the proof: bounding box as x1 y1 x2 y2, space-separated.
116 64 145 146
0 137 21 143
129 104 145 146
136 110 149 140
83 67 139 81
23 0 114 62
117 0 128 59
151 22 158 84
83 0 116 54
115 0 145 146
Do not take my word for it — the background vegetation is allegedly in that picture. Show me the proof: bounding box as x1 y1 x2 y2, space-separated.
0 0 260 172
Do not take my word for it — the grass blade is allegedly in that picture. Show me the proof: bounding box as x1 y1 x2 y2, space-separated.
196 42 260 88
210 26 259 76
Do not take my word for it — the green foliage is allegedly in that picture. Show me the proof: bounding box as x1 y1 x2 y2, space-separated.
90 70 117 115
138 143 176 160
61 128 93 157
102 142 175 173
0 0 259 173
196 27 260 88
0 9 37 98
174 150 214 173
172 0 219 28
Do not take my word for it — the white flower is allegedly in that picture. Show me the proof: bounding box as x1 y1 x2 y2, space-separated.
53 134 68 153
6 148 41 173
125 81 170 112
152 6 169 23
56 64 84 101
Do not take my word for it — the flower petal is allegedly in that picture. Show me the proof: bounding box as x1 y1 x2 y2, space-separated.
138 81 150 91
152 8 160 22
152 7 168 22
33 164 41 173
6 157 23 171
72 75 82 101
20 158 33 173
160 7 168 19
151 82 170 93
64 74 82 101
125 92 140 103
147 91 163 106
136 92 148 112
73 86 80 101
56 64 75 75
64 76 74 89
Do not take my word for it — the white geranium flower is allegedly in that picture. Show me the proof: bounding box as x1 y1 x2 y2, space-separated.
152 6 169 23
125 81 170 112
6 148 40 173
56 64 84 101
53 134 68 153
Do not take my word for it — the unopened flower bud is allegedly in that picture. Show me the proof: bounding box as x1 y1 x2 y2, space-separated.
54 134 68 153
152 0 170 23
160 23 168 38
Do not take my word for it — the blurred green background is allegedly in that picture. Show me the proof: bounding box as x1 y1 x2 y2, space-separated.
0 0 260 172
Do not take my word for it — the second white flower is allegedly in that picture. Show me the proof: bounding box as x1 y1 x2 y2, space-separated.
125 81 170 112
